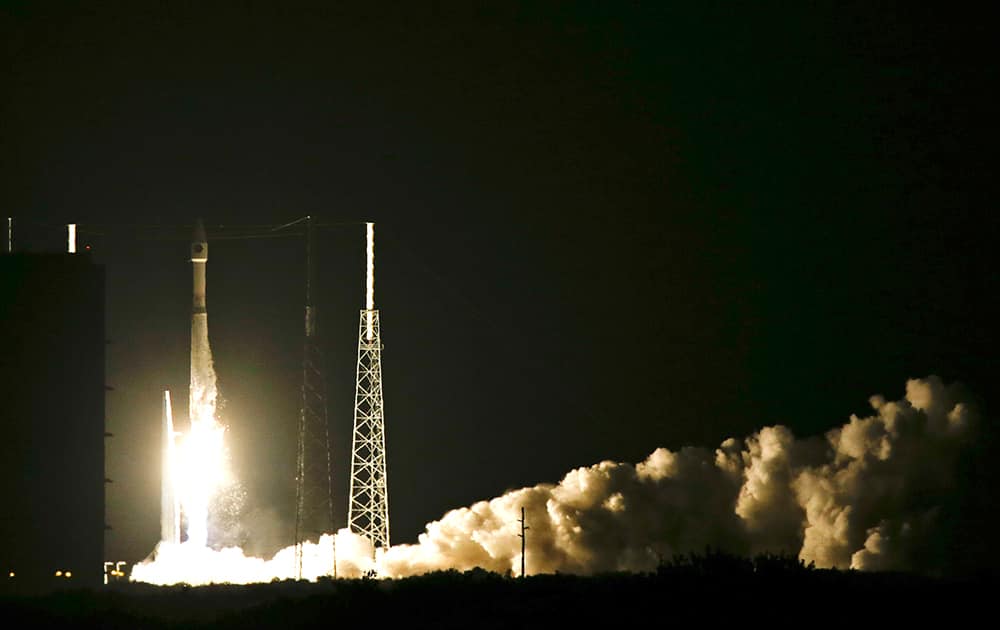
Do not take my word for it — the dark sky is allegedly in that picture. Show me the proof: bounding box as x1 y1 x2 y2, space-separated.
2 2 996 563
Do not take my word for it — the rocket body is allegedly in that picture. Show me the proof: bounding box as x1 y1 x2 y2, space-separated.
191 219 207 314
190 219 214 421
189 218 217 444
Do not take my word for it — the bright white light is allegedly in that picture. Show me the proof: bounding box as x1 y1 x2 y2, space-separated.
176 403 228 548
68 224 76 253
178 310 230 550
131 530 376 585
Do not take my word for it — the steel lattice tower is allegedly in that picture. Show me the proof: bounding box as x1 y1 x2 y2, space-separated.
348 223 390 554
294 216 335 578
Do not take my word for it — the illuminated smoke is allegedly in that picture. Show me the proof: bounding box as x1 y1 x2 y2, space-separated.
380 376 975 576
133 376 975 584
131 531 376 585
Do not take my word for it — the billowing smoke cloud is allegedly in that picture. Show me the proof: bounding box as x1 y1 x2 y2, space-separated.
381 376 975 576
133 376 977 584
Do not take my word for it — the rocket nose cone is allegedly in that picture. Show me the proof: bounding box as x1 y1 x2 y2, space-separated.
193 218 207 243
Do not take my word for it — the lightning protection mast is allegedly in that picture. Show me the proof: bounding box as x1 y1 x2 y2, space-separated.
348 222 390 557
294 216 335 579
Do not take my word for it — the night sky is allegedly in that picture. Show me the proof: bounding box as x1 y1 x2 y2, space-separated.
2 2 997 564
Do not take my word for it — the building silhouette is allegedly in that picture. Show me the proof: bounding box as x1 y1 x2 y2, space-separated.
1 253 106 589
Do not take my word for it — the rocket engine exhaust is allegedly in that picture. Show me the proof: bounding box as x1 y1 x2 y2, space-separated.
161 391 180 546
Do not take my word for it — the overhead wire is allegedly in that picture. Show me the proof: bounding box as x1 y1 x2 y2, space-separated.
11 218 369 243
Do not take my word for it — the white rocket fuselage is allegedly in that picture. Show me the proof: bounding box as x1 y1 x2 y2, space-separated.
190 220 212 419
192 219 207 313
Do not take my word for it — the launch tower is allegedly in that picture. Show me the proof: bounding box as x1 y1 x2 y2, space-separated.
293 216 335 578
348 222 390 554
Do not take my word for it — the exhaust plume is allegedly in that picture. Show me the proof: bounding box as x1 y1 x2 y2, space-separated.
381 376 975 576
134 376 978 584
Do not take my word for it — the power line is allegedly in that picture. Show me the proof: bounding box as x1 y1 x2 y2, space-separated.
9 219 370 242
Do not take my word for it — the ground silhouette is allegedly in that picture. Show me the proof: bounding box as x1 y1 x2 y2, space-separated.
1 552 993 627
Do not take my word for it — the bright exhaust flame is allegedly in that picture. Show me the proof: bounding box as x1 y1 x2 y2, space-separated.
176 412 229 548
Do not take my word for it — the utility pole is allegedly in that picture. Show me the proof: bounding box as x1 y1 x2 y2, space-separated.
518 507 529 578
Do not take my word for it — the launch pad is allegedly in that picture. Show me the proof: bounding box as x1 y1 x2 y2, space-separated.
135 217 390 584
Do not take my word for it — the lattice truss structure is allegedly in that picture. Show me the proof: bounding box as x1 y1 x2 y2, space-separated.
348 309 390 552
294 333 334 574
294 219 335 578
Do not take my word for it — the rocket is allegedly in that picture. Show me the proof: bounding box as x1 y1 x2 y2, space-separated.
186 219 220 547
189 218 216 428
158 220 209 548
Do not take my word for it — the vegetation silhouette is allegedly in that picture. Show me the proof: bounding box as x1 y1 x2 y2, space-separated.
0 552 993 627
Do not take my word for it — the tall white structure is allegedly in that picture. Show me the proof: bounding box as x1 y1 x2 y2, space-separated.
348 222 390 553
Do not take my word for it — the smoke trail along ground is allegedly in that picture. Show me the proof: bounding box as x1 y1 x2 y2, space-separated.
133 376 976 583
381 376 975 576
